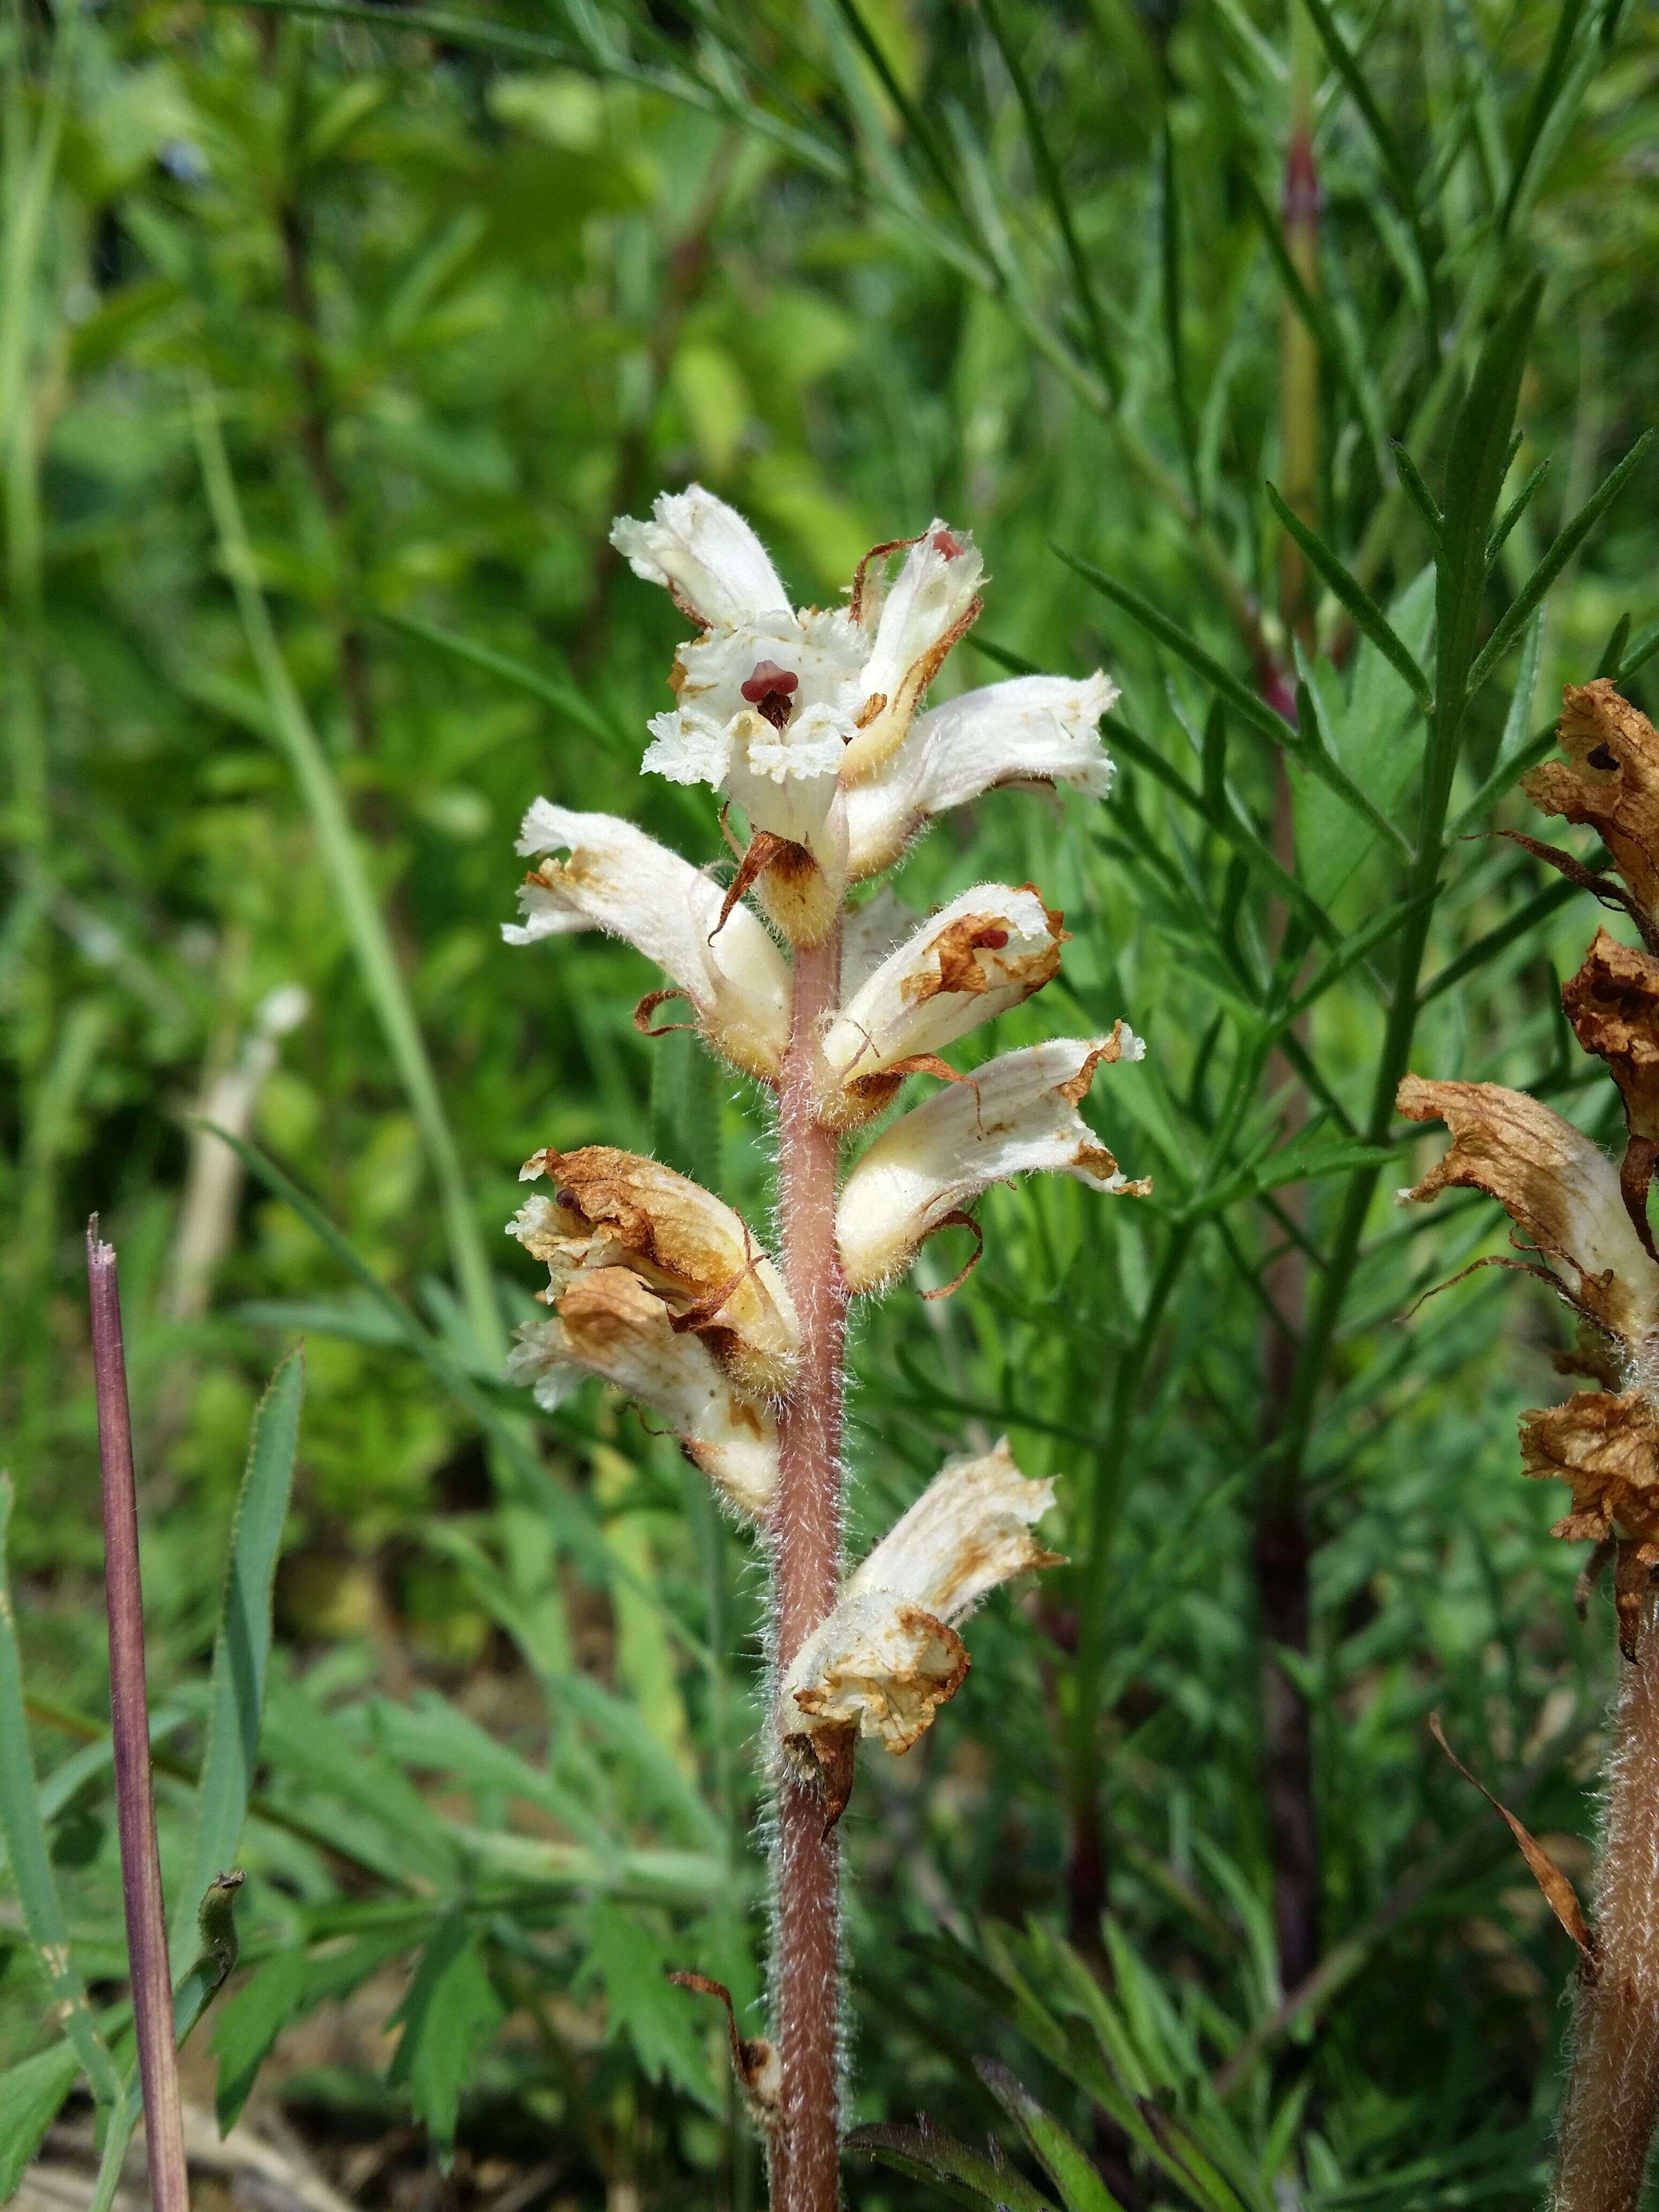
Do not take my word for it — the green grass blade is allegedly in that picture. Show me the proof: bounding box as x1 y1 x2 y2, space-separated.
0 1475 122 2111
0 2039 83 2199
1499 0 1589 233
372 608 624 749
176 1351 305 1957
190 383 503 1366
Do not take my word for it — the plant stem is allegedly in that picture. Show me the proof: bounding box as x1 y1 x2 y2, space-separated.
1256 38 1322 2008
1552 1608 1659 2212
86 1222 190 2212
768 925 847 2212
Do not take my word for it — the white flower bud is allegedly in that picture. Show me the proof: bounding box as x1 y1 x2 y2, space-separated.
836 1029 1150 1295
510 1145 798 1399
841 524 985 779
503 801 790 1082
817 884 1066 1124
609 484 789 630
506 1267 777 1519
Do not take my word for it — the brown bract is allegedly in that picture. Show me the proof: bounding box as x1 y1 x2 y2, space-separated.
1395 1073 1659 1351
1521 1391 1659 1659
1524 682 1659 929
1563 929 1659 1257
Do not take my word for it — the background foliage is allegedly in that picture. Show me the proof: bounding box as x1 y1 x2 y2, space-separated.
2 0 1658 2204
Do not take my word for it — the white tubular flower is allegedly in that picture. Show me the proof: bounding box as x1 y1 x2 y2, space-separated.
506 1267 778 1519
843 673 1119 881
817 884 1066 1125
503 801 790 1083
510 1145 798 1399
781 1439 1060 1812
836 1029 1150 1295
840 522 985 780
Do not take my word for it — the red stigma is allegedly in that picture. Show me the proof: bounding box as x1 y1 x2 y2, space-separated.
740 660 799 729
932 528 967 560
976 928 1010 950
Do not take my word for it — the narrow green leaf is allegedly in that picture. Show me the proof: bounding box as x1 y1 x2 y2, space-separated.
1418 877 1579 1004
1268 486 1431 708
1468 431 1655 695
1392 442 1443 542
1485 454 1552 565
1160 125 1199 503
977 0 1121 403
1597 612 1632 678
179 1351 304 1954
1499 0 1589 233
1054 547 1287 746
1619 617 1659 682
0 1477 122 2110
1437 277 1543 719
847 2119 1058 2211
0 2039 82 2199
976 2059 1125 2211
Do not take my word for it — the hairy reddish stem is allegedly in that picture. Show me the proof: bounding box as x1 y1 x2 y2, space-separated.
1553 1609 1659 2212
87 1222 190 2212
769 926 847 2212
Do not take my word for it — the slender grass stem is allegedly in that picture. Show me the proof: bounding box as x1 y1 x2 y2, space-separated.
86 1223 189 2212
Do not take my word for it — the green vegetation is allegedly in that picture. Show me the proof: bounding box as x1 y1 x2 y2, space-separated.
2 0 1657 2204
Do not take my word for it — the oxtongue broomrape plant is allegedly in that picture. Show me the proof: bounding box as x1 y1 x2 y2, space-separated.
501 486 1146 2211
1401 681 1659 2212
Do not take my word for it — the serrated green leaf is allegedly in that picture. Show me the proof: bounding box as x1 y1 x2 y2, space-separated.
388 1909 504 2161
578 1900 718 2111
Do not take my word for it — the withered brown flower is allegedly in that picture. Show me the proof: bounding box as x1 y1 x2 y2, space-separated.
1521 1391 1659 1656
1522 680 1659 944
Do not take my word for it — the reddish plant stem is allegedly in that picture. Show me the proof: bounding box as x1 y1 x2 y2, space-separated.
1552 1605 1659 2212
87 1222 189 2212
768 926 847 2212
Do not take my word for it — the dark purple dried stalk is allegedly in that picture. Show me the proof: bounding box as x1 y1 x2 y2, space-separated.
87 1220 190 2212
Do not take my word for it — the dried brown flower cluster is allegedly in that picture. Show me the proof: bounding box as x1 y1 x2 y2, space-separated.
1400 682 1659 1657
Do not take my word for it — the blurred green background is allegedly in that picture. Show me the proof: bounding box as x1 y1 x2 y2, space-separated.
3 0 1658 2204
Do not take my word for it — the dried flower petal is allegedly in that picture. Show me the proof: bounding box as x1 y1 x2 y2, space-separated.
510 1146 798 1398
504 802 790 1081
506 1267 777 1518
782 1439 1060 1774
836 1030 1149 1295
1563 928 1659 1255
1524 682 1659 926
817 884 1065 1123
844 674 1118 880
1521 1389 1659 1548
1395 1073 1659 1353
